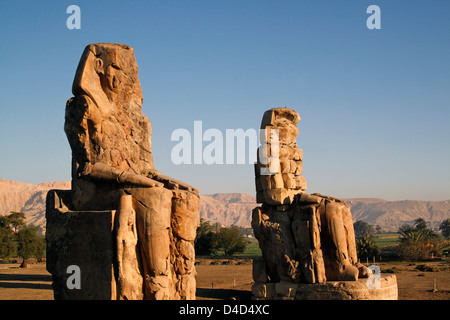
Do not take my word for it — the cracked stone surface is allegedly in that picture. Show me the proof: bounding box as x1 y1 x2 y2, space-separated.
251 108 397 300
46 43 199 300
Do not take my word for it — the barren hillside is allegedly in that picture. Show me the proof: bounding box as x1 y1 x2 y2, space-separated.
346 198 450 231
200 193 257 227
0 179 71 231
1 179 449 233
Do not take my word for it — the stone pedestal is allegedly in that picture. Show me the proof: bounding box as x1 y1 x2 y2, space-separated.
46 187 200 300
46 190 117 300
252 274 398 300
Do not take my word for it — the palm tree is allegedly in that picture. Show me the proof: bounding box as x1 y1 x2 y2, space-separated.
398 225 432 243
356 235 379 260
397 223 445 260
414 218 428 230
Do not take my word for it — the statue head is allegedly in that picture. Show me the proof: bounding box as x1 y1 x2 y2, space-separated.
72 43 143 113
256 107 306 205
66 43 154 179
260 107 300 145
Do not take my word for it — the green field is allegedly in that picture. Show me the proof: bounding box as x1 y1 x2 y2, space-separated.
240 234 401 257
214 233 400 258
373 233 400 247
238 238 262 256
209 238 262 257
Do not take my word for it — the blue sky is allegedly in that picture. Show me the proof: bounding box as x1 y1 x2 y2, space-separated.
0 1 449 200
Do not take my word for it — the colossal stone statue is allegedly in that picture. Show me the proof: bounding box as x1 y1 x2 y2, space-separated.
46 43 199 300
252 108 398 300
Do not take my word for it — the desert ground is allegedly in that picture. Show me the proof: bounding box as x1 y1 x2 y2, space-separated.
0 258 449 300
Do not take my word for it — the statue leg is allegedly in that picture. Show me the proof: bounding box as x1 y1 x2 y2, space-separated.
321 200 359 281
127 187 173 299
341 205 372 278
252 206 298 283
171 190 200 300
292 205 326 283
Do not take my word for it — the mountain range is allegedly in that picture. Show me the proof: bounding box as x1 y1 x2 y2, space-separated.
1 179 449 233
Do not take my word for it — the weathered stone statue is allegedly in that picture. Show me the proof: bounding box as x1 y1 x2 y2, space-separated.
252 107 398 300
46 43 199 300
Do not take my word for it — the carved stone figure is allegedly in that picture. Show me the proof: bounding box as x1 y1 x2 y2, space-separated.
252 108 397 300
46 43 199 300
116 195 143 300
255 108 306 205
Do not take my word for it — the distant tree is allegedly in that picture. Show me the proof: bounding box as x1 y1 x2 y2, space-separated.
376 225 382 234
195 218 218 255
439 219 450 238
414 218 428 230
0 212 26 233
0 226 17 260
398 225 433 243
0 215 7 229
398 225 425 261
0 212 27 261
353 220 375 239
356 235 379 261
17 226 45 268
0 212 45 265
216 226 247 256
397 223 447 261
212 222 222 233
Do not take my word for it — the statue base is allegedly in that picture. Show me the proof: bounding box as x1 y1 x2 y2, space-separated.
46 190 117 300
252 274 398 300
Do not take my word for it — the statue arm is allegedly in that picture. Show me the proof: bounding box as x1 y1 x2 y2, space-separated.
85 162 164 188
146 169 199 193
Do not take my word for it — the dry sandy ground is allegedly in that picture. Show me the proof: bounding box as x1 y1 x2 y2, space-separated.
0 263 53 300
0 258 448 300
